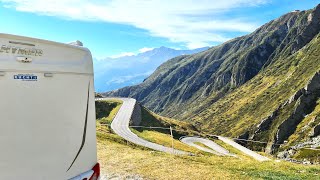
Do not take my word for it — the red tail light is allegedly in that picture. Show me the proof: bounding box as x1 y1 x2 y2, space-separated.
89 163 100 180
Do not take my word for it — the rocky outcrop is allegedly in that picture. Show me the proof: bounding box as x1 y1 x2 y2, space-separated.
288 89 305 104
305 71 320 92
254 108 280 135
277 148 297 159
129 102 142 126
275 72 320 144
277 136 320 164
311 123 320 137
249 71 320 153
236 131 249 146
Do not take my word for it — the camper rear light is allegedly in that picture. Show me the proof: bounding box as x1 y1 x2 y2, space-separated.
88 163 100 180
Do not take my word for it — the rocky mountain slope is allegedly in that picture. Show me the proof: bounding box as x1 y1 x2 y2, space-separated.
105 5 320 117
105 4 320 159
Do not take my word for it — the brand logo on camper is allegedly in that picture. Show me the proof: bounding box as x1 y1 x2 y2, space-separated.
0 45 43 56
14 74 38 81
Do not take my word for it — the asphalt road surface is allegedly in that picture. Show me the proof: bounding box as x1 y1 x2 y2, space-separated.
99 98 187 155
218 136 270 161
97 98 270 161
180 137 235 156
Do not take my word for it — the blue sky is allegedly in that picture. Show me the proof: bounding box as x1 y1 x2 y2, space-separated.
0 0 319 59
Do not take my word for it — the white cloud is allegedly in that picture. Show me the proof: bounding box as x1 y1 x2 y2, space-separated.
108 47 155 58
110 52 135 59
139 47 155 53
0 0 269 48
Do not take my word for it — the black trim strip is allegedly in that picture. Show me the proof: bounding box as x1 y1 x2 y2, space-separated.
67 82 90 171
9 41 35 46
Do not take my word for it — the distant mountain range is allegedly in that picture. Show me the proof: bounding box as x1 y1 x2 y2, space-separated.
104 4 320 161
94 46 208 92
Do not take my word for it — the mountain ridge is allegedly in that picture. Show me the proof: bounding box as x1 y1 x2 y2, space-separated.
104 4 320 160
104 5 320 117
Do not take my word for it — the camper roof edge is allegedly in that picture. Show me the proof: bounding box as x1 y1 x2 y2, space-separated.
0 33 90 53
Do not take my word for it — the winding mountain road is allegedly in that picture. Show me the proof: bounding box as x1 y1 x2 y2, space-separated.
217 136 270 161
100 98 187 155
180 137 234 156
97 98 270 161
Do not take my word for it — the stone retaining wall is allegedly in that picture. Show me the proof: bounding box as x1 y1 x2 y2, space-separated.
129 101 142 126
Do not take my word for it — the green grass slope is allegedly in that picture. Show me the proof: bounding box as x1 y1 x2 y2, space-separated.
95 99 122 124
192 32 320 155
96 101 320 179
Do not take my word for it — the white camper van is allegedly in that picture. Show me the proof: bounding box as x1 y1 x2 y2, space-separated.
0 34 99 180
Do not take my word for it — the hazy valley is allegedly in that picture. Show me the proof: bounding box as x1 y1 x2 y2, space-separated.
94 46 208 92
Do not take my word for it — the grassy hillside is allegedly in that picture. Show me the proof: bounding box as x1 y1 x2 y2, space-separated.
194 34 320 134
131 107 204 154
96 100 320 179
97 115 320 179
102 5 320 159
95 99 122 124
191 32 320 155
137 107 199 136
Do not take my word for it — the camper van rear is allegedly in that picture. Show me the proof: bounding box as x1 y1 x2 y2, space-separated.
0 34 99 180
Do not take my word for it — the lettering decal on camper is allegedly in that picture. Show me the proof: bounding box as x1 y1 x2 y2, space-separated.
14 74 38 81
0 45 43 56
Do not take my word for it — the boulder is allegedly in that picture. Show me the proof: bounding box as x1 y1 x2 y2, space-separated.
310 123 320 137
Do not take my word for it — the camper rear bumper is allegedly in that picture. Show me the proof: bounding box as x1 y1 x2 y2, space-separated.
69 170 93 180
69 163 100 180
69 171 100 180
